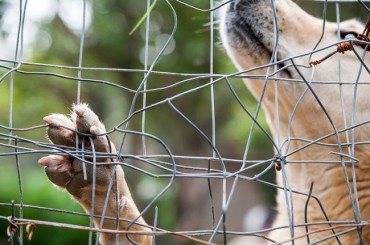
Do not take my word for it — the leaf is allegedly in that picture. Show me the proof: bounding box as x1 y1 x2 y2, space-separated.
129 0 158 36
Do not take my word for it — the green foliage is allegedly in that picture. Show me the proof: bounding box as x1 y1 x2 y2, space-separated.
0 158 89 244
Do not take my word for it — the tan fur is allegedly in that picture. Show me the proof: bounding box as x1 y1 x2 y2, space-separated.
220 0 370 244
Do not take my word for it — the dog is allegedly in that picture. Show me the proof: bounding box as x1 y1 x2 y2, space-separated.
220 0 370 244
38 0 370 244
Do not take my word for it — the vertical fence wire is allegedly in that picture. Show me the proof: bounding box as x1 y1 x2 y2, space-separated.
141 0 152 156
77 0 87 104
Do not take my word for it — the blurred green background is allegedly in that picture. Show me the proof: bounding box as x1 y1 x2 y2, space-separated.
0 0 368 244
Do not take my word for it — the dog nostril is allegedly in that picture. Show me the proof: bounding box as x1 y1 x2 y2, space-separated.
231 0 245 11
229 1 235 10
231 0 238 11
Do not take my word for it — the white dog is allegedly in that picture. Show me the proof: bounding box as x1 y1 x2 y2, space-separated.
220 0 370 244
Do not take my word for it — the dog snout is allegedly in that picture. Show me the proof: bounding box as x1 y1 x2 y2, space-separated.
228 0 259 12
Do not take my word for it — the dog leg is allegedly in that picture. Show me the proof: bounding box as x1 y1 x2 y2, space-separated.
39 103 152 245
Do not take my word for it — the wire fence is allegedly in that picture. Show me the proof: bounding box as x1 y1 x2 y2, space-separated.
0 0 370 244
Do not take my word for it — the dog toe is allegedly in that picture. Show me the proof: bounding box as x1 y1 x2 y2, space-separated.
39 155 74 188
44 114 75 146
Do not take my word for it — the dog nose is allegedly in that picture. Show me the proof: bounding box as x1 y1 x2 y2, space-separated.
229 0 253 12
232 0 242 10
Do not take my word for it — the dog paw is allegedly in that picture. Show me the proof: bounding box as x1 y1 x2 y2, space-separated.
39 103 116 197
39 104 152 244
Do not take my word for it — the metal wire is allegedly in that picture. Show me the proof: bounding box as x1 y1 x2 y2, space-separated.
1 0 370 244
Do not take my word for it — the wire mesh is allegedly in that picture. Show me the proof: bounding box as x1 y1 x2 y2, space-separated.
0 0 370 244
